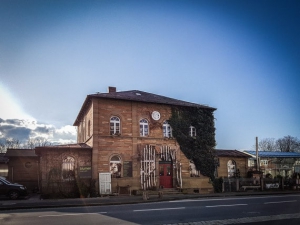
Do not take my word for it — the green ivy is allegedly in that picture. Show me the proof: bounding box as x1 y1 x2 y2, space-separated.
168 106 217 181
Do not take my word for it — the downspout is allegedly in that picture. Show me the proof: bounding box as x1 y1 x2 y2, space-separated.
256 137 260 171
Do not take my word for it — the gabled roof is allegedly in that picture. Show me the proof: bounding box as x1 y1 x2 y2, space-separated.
5 149 37 157
74 89 216 126
243 150 300 158
215 149 250 158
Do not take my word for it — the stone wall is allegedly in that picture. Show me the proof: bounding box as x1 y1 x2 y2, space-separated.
37 147 92 196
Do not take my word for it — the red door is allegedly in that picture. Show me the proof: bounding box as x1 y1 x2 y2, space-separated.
159 163 173 188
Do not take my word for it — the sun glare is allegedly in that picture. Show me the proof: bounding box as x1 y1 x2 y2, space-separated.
0 82 34 120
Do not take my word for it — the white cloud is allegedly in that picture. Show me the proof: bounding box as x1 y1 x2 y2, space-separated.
0 118 76 145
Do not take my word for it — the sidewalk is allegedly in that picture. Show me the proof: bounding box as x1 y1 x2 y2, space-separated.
1 190 300 211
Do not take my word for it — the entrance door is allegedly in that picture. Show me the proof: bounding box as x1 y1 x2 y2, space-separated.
159 162 173 188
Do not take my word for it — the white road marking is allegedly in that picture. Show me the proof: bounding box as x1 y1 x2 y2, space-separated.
264 200 297 204
164 212 300 225
134 207 185 212
206 204 248 208
38 212 107 217
170 194 300 203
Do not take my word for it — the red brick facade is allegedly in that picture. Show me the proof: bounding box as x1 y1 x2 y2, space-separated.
75 90 215 193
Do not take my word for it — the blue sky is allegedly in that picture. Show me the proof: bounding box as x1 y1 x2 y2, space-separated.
0 0 299 149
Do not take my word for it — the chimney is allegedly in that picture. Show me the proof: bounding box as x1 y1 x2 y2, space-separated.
108 86 116 93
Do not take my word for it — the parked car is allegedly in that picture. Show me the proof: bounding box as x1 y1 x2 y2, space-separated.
0 176 28 199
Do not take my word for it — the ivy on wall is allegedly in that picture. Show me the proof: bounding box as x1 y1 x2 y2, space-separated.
168 106 217 181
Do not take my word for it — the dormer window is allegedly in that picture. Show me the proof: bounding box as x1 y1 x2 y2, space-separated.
189 126 196 137
110 116 120 135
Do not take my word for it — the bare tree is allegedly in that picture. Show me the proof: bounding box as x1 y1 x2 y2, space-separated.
0 138 21 153
0 141 5 153
0 137 52 152
24 137 52 149
258 138 277 151
276 135 300 152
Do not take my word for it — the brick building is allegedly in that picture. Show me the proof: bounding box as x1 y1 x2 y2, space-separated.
215 149 250 178
73 87 217 194
5 149 39 192
244 151 300 178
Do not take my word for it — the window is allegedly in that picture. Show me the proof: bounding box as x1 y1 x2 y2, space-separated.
260 160 268 166
140 119 149 136
189 126 196 137
0 164 8 177
189 160 200 177
62 156 75 180
88 120 91 137
227 160 236 178
110 116 120 135
110 155 121 178
163 121 172 138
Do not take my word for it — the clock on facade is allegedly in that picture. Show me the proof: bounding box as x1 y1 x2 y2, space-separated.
151 111 161 120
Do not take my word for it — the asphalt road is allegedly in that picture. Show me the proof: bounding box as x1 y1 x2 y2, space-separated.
1 194 300 224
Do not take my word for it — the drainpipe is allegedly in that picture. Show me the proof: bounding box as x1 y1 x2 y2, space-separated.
11 166 14 182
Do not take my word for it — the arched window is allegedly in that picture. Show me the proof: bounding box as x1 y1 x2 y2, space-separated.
62 156 75 180
227 160 236 178
110 155 121 178
139 119 149 136
163 121 172 138
189 126 196 137
110 116 120 135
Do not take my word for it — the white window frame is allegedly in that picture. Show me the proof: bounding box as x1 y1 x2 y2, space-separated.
260 159 268 166
163 121 172 138
227 160 236 178
110 116 120 135
189 126 196 137
140 119 149 136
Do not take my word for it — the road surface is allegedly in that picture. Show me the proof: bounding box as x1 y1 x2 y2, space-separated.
1 194 300 224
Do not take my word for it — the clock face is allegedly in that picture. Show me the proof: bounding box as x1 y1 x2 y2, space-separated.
151 111 161 120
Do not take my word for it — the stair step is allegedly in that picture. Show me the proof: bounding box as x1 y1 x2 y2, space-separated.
147 188 182 195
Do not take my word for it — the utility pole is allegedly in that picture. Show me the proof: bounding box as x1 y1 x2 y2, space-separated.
256 137 259 171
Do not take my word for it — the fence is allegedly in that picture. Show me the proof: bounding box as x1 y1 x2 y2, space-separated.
222 177 300 192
